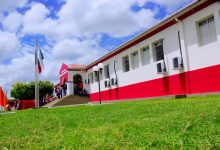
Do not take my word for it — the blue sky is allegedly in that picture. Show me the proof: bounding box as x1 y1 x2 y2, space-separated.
0 0 192 94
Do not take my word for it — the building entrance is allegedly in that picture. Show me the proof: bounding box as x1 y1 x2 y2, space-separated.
73 74 83 95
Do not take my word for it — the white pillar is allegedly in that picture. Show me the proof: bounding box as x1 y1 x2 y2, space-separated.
138 49 142 67
67 82 74 95
128 54 132 71
177 20 190 72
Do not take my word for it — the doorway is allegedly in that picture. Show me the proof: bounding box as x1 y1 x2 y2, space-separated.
73 74 83 95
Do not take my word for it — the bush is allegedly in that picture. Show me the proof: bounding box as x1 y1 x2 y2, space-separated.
11 81 54 100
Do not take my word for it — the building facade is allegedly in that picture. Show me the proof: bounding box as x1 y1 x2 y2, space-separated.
60 0 220 102
59 63 86 95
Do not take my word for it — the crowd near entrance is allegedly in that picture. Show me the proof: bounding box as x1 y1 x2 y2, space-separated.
54 81 67 99
73 74 83 95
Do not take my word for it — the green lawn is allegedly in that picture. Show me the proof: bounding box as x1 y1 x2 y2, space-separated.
0 95 220 149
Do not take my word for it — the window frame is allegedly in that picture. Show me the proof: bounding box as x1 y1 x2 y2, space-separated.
94 71 98 82
104 64 110 79
152 39 164 62
89 72 94 84
141 46 150 66
196 14 217 46
122 55 130 72
131 51 139 70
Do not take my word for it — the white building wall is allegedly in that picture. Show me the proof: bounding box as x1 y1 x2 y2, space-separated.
86 2 220 94
183 3 220 71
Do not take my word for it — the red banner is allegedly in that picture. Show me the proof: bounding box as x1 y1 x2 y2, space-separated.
0 87 7 111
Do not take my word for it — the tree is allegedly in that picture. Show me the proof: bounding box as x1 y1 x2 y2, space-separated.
39 80 54 100
11 81 54 100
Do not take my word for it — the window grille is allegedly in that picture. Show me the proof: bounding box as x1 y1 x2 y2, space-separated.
197 15 217 46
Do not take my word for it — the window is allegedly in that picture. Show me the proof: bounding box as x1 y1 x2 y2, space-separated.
94 72 98 82
104 65 110 79
87 74 90 84
173 57 179 69
89 73 94 83
157 63 163 73
153 40 164 61
122 56 130 72
111 78 115 86
197 15 217 46
104 80 110 87
141 46 150 65
131 51 139 69
173 57 182 69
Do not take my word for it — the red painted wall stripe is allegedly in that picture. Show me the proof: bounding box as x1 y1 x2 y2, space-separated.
21 100 35 110
90 64 220 101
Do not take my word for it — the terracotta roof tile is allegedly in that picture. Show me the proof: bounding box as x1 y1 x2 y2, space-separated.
68 64 86 70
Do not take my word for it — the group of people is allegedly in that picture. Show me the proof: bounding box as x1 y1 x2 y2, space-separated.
54 85 67 99
74 82 83 95
41 94 56 105
6 100 21 111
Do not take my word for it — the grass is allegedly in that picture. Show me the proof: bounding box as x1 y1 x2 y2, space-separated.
0 95 220 149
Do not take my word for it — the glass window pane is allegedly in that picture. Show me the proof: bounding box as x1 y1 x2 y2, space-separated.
153 40 164 61
131 51 139 69
122 56 130 72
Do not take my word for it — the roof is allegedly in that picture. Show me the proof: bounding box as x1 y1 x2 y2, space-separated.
68 64 86 70
85 0 215 70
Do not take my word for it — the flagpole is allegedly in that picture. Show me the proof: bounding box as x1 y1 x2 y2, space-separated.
35 40 39 108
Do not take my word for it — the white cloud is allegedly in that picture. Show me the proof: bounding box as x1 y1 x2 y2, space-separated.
3 12 23 32
0 54 34 93
53 38 106 62
22 3 57 36
0 0 28 12
18 0 192 38
41 37 107 82
0 31 20 60
56 0 158 38
19 0 159 39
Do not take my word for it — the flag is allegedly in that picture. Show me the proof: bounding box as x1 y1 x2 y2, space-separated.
37 48 44 74
0 87 7 111
3 91 7 111
0 87 3 111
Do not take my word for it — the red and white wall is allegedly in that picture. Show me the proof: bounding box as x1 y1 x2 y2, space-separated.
82 1 220 102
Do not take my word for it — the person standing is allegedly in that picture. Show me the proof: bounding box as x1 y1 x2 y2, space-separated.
16 100 21 110
63 84 67 96
60 87 63 98
79 82 83 92
57 87 61 99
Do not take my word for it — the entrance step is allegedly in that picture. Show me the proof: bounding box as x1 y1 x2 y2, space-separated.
46 95 91 107
42 98 62 108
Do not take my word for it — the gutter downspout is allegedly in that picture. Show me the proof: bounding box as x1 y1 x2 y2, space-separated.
175 18 191 94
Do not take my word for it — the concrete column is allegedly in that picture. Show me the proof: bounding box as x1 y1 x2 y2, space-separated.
138 49 142 67
67 82 74 95
128 54 132 71
177 20 190 72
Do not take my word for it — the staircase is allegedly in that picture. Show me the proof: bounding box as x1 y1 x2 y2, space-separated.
43 95 91 108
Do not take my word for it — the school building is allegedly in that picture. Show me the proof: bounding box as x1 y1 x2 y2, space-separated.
59 0 220 102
